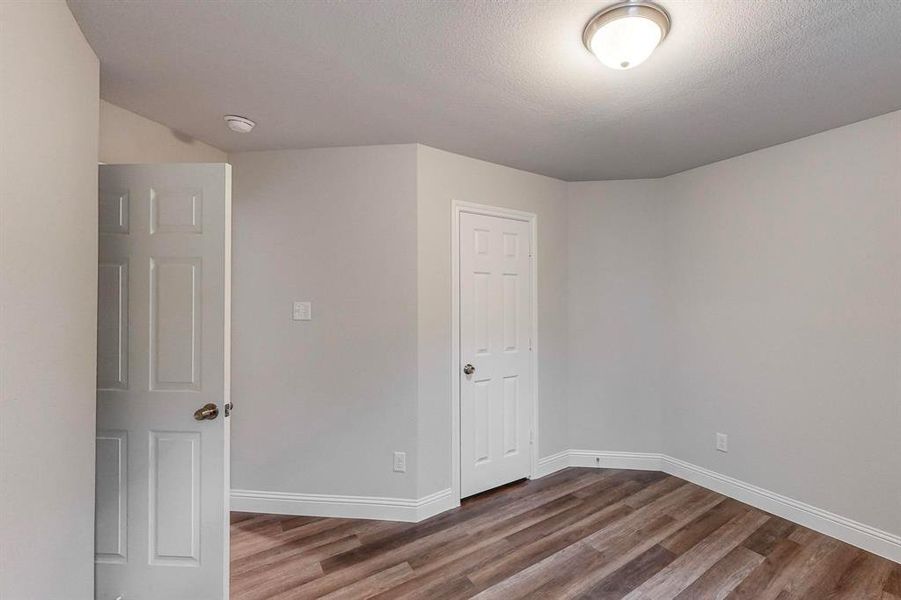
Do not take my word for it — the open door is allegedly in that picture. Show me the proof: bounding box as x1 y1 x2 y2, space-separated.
95 164 231 600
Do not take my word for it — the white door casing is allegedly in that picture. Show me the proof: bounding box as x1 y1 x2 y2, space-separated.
458 207 535 498
96 164 231 600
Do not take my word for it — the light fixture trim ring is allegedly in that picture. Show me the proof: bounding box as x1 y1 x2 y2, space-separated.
224 114 256 133
582 1 671 54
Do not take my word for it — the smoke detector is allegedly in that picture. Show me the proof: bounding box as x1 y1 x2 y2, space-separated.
224 115 255 133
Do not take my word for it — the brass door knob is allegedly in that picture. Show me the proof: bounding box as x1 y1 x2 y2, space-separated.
463 363 475 375
193 403 219 421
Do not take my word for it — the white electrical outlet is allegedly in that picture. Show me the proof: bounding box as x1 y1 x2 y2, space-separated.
393 451 406 473
292 301 311 321
716 433 728 452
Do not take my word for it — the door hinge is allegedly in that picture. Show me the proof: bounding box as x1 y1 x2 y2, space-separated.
530 430 534 445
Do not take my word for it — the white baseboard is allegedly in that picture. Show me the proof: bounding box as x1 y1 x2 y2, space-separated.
232 451 900 561
532 449 901 563
569 449 663 471
231 487 457 523
415 487 460 521
535 449 570 478
659 455 901 563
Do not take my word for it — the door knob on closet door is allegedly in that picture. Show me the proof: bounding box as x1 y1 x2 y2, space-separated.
193 403 219 420
463 363 475 375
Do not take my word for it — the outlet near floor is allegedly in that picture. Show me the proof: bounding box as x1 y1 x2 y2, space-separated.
716 433 728 452
393 451 406 472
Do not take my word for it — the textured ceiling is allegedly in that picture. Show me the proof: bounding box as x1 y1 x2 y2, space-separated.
69 0 901 180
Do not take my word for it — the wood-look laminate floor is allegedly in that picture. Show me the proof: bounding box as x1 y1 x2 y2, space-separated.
230 468 900 599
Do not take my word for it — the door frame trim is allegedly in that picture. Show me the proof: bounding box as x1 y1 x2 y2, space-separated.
451 200 539 503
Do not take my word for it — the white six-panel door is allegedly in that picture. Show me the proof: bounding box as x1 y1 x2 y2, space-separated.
96 164 231 600
459 211 532 498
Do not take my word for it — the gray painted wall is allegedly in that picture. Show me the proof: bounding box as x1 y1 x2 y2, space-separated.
99 99 227 164
566 179 668 454
229 145 421 498
566 111 901 537
416 146 570 497
663 111 901 536
0 2 99 597
229 144 570 501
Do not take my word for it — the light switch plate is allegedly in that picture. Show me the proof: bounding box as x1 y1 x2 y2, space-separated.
292 301 311 321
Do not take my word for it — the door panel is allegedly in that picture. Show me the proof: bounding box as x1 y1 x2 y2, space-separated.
149 431 200 566
97 261 128 390
95 430 128 564
150 257 202 390
96 164 231 600
460 212 532 498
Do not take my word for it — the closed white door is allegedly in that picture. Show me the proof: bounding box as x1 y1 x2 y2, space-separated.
459 211 532 498
95 164 231 600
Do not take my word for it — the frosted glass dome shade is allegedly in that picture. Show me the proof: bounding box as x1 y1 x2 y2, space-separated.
583 3 670 70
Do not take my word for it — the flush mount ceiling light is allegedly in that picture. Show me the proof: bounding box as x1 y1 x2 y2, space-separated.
224 115 255 133
583 2 670 70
